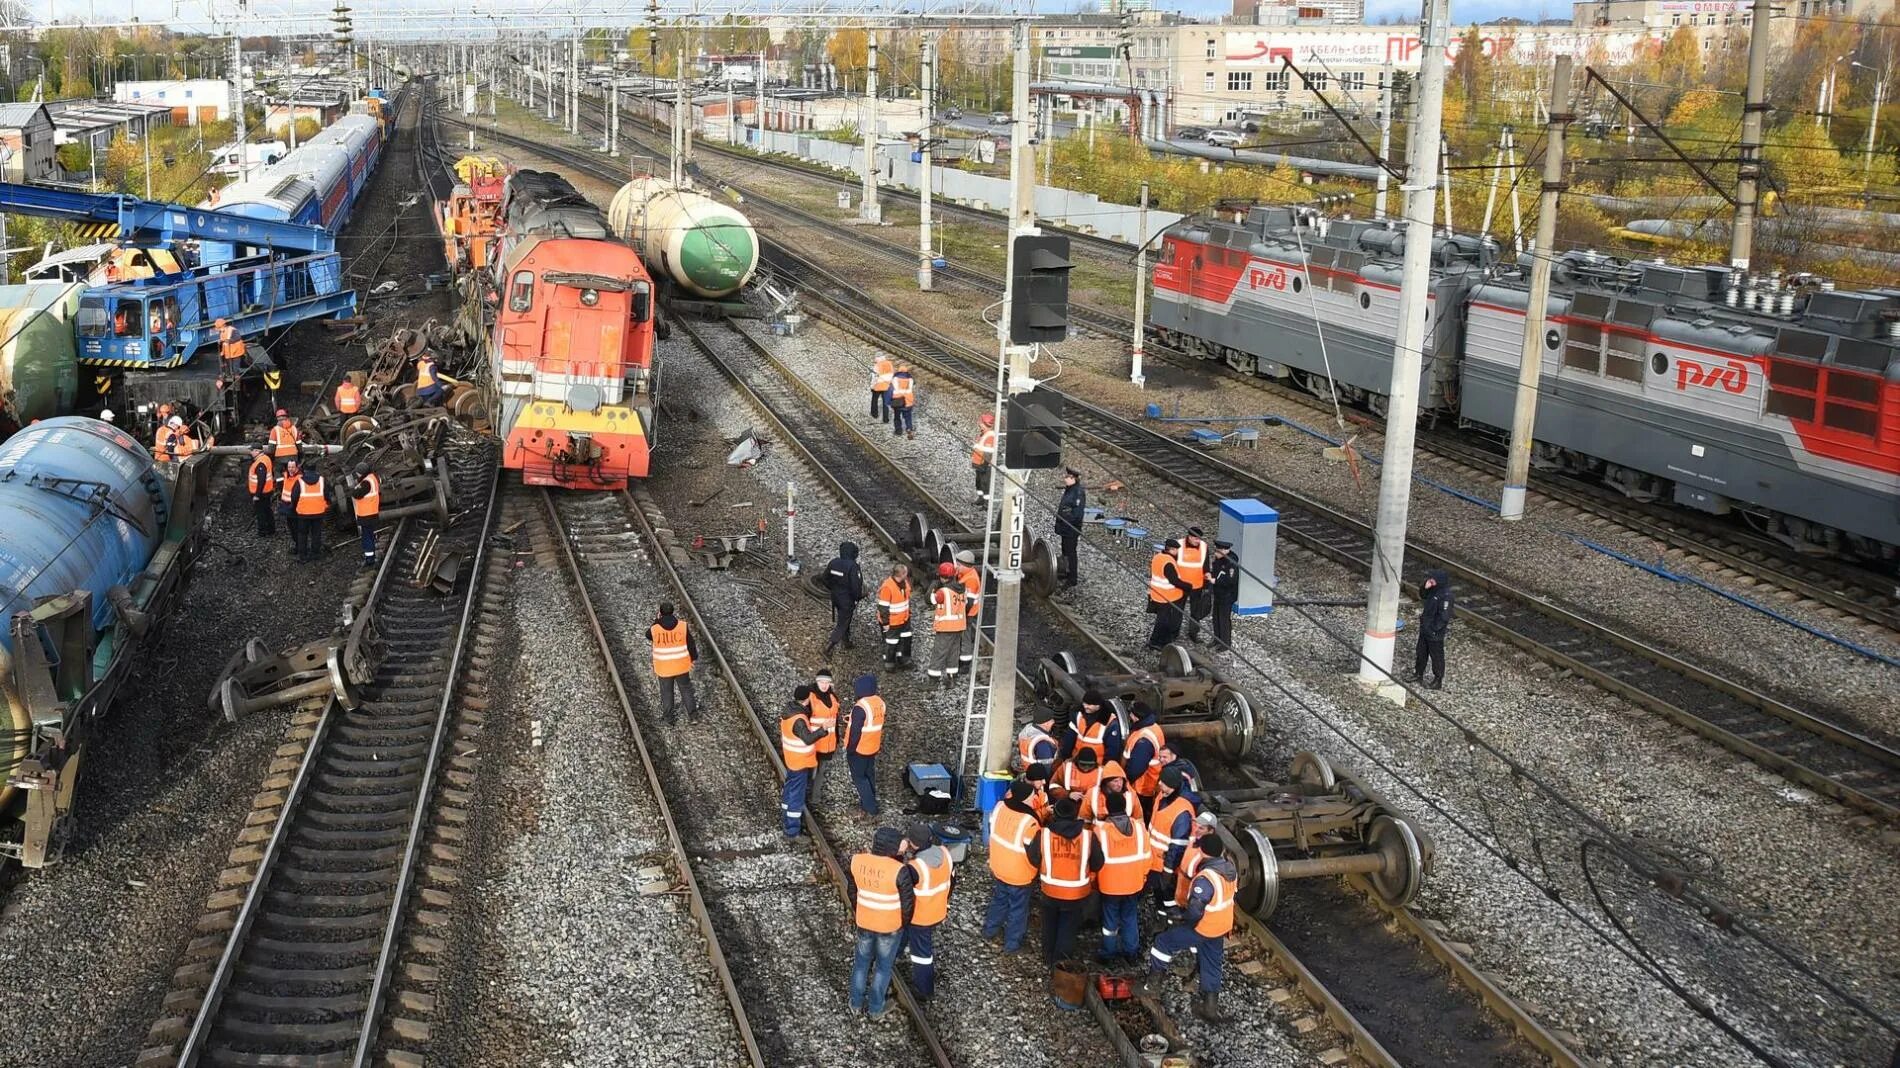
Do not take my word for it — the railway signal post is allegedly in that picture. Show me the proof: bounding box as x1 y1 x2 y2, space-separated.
1356 0 1449 704
979 20 1041 778
1501 56 1572 523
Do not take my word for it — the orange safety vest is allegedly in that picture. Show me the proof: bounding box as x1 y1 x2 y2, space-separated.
806 688 841 755
1174 539 1208 590
870 356 894 392
1056 760 1103 799
1174 838 1209 907
218 324 247 361
1126 722 1167 800
971 427 997 466
1193 868 1237 938
908 846 953 928
172 431 199 459
930 585 966 632
294 476 327 516
1071 717 1110 765
781 711 819 771
247 455 276 495
270 423 301 459
280 472 299 506
1095 818 1151 896
649 620 691 677
1017 719 1057 767
1029 786 1052 825
416 357 438 390
987 805 1041 887
1148 795 1195 873
850 853 905 934
877 577 911 627
353 473 381 518
1148 551 1184 604
335 380 362 414
1039 829 1094 901
890 373 914 405
848 695 885 756
1084 783 1140 823
152 425 176 460
957 564 982 619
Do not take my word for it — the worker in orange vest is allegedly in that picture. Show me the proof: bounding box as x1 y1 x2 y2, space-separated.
1015 714 1062 773
840 674 885 816
874 562 913 668
981 778 1042 953
902 822 954 1001
277 458 301 528
334 376 363 415
348 462 381 568
289 465 328 563
1142 833 1238 1021
215 318 247 371
415 352 446 406
646 602 697 724
1174 526 1211 643
246 443 276 537
1094 797 1152 964
969 411 997 502
1070 689 1122 766
268 409 302 473
1034 796 1102 964
806 668 841 806
152 415 191 462
1054 748 1103 802
847 826 915 1020
869 354 894 423
1082 762 1139 822
780 685 829 838
889 363 915 440
1147 764 1197 917
1124 702 1168 809
1147 538 1189 651
952 549 981 671
924 562 966 687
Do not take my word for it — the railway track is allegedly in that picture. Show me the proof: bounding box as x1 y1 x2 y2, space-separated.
674 313 1582 1068
543 487 957 1068
142 434 500 1067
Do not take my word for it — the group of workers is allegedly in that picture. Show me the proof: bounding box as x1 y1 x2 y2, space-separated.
821 541 984 687
868 355 918 440
240 405 382 567
1146 527 1242 652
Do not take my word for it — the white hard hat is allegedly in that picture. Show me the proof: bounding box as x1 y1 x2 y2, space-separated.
167 415 184 427
100 409 115 422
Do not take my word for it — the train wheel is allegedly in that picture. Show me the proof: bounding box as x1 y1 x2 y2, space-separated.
1290 751 1335 791
1024 537 1057 597
1038 653 1085 706
1236 825 1282 920
1160 642 1194 678
907 512 930 553
1213 685 1256 759
1367 815 1424 910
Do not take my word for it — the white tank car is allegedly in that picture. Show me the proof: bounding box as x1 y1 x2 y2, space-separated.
608 177 758 300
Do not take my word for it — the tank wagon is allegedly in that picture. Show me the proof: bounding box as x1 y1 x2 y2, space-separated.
490 170 659 489
608 176 758 308
0 417 210 867
1151 206 1900 562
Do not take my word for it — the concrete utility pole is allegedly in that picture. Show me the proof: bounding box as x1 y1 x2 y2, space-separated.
726 78 736 145
673 48 687 186
1375 63 1393 219
546 42 555 121
231 36 251 183
1731 0 1772 270
611 81 620 155
1131 180 1149 386
920 34 935 290
1356 0 1449 703
757 49 767 148
861 34 881 223
981 19 1038 776
570 34 580 135
1501 55 1571 524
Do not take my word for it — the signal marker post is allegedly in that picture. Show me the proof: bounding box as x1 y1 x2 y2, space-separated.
1356 0 1449 705
1500 56 1571 523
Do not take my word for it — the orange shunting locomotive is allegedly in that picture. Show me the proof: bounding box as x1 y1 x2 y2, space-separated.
490 170 657 489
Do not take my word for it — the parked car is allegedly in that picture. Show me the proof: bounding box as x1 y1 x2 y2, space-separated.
1175 126 1209 141
1205 129 1245 147
945 107 963 120
990 111 1011 125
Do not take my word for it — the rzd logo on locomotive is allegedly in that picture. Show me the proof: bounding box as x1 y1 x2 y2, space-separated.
1247 265 1289 291
1675 357 1750 395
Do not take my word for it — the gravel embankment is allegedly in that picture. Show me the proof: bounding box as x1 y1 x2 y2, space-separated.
743 315 1900 1068
425 491 749 1067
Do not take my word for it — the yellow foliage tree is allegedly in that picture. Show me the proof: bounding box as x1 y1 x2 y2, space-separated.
827 29 869 93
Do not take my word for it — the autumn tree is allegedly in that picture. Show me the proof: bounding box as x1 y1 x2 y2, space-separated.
826 28 868 92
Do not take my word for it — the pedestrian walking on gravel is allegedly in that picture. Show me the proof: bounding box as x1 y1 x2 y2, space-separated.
1055 468 1085 589
970 412 997 502
647 602 698 723
1208 540 1240 651
902 822 954 1001
246 444 276 538
848 827 915 1020
875 563 914 668
842 673 886 816
925 563 967 686
822 541 865 659
869 354 895 423
1413 569 1454 690
982 779 1042 953
780 686 828 837
890 363 916 439
806 668 841 805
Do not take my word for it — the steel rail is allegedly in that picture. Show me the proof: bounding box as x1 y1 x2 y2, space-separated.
538 487 768 1067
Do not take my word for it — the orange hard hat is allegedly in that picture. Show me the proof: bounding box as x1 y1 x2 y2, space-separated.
938 561 956 579
276 409 289 419
979 412 995 427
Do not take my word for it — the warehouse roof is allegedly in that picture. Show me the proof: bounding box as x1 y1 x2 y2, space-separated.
0 102 50 129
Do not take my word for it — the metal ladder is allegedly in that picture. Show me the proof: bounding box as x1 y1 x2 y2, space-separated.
955 395 1011 805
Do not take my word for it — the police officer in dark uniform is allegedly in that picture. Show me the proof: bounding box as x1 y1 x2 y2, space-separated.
1208 539 1240 651
1055 468 1086 589
823 540 865 659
